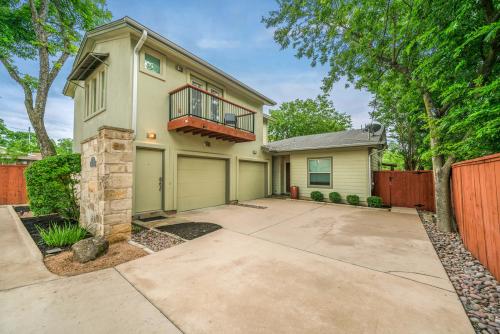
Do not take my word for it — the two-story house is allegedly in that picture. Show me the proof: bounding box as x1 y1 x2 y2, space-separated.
65 17 385 241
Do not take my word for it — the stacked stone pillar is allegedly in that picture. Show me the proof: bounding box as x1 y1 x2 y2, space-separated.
80 126 133 242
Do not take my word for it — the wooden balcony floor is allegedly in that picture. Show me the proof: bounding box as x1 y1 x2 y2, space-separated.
168 116 256 142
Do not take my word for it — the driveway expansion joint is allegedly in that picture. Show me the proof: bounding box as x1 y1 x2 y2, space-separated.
113 268 185 334
241 230 455 293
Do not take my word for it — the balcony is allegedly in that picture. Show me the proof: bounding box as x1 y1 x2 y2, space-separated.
168 84 256 142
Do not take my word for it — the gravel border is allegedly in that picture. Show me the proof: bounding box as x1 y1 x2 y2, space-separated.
131 227 183 252
419 211 500 334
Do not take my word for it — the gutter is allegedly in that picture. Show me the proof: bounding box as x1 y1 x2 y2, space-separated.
131 30 147 139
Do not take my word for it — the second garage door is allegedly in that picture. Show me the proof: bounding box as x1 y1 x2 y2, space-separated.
238 161 266 201
177 157 227 211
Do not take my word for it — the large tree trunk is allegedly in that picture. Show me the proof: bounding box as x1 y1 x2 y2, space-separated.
29 112 56 157
423 92 454 231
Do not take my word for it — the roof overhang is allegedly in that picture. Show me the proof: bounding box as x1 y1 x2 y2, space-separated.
64 17 276 106
262 142 385 154
67 52 109 81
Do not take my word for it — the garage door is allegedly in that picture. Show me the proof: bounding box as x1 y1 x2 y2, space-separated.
238 161 266 201
177 157 226 211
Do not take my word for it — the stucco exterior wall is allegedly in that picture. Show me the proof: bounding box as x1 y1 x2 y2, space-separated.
73 33 272 212
73 35 133 152
289 148 370 203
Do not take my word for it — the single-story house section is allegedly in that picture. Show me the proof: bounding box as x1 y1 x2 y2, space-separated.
263 127 387 203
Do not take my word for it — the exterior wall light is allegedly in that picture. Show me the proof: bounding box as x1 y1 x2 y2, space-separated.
146 132 157 140
175 65 184 72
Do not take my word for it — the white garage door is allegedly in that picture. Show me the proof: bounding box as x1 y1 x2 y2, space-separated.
238 161 266 202
177 157 226 211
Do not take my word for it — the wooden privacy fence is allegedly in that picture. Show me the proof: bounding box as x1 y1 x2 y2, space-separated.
373 170 435 212
0 165 28 205
452 153 500 281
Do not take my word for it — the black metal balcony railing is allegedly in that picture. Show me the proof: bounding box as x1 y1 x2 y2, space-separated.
169 84 255 133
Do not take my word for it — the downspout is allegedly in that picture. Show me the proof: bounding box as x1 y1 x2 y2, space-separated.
131 30 148 139
368 148 386 196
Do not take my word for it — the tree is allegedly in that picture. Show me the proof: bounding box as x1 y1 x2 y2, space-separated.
263 0 499 231
55 138 73 154
268 95 352 141
370 76 430 171
0 119 40 163
0 0 111 157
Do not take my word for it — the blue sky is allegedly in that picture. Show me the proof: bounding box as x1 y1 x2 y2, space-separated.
0 0 372 139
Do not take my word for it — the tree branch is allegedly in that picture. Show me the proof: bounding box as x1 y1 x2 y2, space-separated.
0 58 34 113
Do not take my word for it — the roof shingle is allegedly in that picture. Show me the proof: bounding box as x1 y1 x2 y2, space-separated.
263 127 386 153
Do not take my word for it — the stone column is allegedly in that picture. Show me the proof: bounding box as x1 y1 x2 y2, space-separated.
80 126 133 242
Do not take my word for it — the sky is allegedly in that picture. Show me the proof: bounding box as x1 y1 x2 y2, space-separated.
0 0 373 139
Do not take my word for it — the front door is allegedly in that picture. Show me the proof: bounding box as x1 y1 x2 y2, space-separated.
135 148 163 213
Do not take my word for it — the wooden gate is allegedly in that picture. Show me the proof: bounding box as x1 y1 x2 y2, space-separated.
0 165 28 205
373 170 435 212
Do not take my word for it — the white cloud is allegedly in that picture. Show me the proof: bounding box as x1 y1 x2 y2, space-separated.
196 38 240 49
0 82 74 139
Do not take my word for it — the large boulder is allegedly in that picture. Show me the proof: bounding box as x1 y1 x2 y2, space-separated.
72 236 109 263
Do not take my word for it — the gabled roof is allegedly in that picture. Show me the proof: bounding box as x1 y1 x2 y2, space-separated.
65 17 276 106
263 127 386 153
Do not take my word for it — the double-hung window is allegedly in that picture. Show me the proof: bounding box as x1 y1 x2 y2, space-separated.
85 67 106 119
308 158 332 187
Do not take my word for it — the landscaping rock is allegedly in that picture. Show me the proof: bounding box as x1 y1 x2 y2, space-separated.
72 237 109 263
418 211 500 334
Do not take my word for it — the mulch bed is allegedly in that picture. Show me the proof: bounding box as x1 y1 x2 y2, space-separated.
419 211 500 334
19 213 91 255
156 222 222 240
44 241 147 276
131 227 184 252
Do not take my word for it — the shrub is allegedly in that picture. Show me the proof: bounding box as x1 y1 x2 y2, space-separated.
346 194 360 206
329 192 342 203
367 196 383 208
36 222 87 247
25 154 81 220
310 191 324 201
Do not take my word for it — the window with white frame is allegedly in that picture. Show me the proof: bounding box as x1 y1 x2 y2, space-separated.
308 157 332 187
85 67 106 118
144 53 161 74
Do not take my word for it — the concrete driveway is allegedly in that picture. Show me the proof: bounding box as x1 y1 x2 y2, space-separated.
118 198 473 333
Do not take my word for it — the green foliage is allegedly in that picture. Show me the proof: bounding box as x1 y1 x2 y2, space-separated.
36 222 87 247
0 0 111 156
263 0 499 161
367 196 383 208
329 192 341 203
268 95 352 141
310 191 324 202
25 154 81 220
55 138 73 154
0 119 40 163
346 195 360 206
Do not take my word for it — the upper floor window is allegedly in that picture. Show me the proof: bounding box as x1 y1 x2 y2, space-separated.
145 53 161 74
140 48 165 80
85 67 106 119
308 157 332 188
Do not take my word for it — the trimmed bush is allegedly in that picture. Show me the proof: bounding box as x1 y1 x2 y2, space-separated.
36 222 87 247
329 192 342 203
310 191 324 201
25 154 81 220
367 196 383 208
346 194 360 206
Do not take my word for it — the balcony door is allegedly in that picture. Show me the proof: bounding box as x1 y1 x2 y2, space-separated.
191 77 205 118
208 85 223 123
